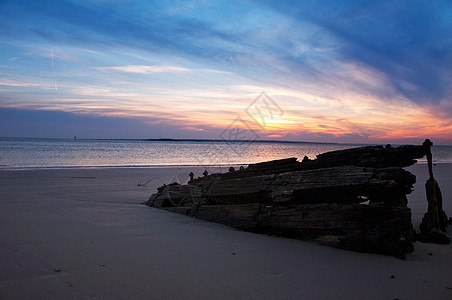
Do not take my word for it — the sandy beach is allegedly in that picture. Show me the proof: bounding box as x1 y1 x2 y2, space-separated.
1 164 451 299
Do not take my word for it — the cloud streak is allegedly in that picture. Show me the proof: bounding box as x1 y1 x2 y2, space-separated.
101 65 190 74
0 0 451 143
264 0 452 104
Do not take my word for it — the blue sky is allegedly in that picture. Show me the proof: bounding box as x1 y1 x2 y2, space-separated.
1 0 451 143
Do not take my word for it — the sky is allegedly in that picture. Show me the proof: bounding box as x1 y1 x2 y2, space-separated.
0 0 451 144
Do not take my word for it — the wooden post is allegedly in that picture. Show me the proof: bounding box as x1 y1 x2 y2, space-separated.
419 139 450 243
424 139 439 228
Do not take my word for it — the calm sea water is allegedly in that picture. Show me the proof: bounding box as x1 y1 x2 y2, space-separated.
0 137 451 169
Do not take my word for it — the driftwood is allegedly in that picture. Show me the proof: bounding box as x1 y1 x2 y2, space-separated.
147 141 442 258
418 139 450 244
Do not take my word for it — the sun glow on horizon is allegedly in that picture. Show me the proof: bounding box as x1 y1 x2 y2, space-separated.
1 0 451 144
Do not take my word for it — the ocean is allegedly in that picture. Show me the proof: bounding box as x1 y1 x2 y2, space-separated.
0 137 451 169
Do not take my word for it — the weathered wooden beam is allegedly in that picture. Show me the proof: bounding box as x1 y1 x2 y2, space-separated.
147 166 416 207
146 142 430 257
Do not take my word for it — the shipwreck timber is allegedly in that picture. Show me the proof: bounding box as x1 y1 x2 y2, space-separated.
146 140 448 258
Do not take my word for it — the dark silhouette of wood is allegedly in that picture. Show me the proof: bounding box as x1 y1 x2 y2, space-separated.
418 139 450 244
146 142 446 258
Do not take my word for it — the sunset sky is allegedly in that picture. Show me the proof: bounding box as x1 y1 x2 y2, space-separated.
1 0 451 144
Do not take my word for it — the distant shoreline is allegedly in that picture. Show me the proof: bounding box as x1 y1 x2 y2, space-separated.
0 136 350 145
2 136 451 146
145 138 350 145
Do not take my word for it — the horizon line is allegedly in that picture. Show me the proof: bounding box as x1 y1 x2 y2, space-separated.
2 136 444 147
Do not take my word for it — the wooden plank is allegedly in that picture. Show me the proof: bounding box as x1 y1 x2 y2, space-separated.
146 142 431 257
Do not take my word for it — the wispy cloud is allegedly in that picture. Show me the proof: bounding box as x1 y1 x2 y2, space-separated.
264 0 452 104
0 78 41 87
100 65 190 74
0 0 451 143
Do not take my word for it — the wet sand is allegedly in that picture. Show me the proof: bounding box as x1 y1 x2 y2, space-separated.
1 165 451 299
